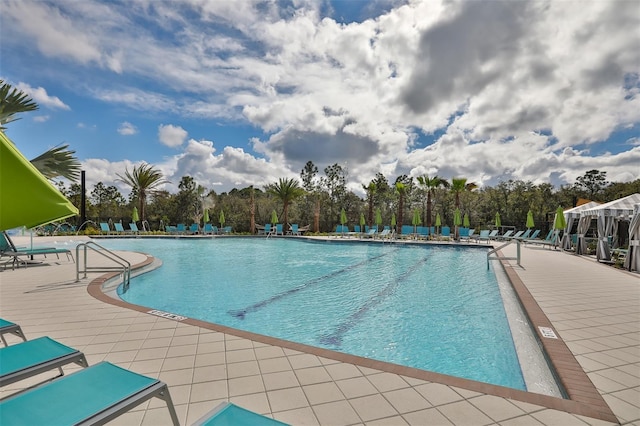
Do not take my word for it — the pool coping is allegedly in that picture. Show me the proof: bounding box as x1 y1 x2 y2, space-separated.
86 241 618 424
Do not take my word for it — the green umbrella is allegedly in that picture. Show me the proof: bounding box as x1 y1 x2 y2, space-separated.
270 209 278 225
553 206 566 230
374 208 382 231
0 131 78 230
391 213 396 228
219 210 225 227
132 207 139 223
495 212 502 228
552 206 566 248
526 210 534 229
203 209 210 223
435 213 441 227
463 213 470 228
340 208 347 225
359 212 366 227
453 208 462 226
412 209 422 236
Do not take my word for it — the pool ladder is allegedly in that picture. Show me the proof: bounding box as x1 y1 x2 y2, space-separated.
76 241 131 292
487 239 521 269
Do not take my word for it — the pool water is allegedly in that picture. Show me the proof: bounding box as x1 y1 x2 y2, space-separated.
102 238 526 390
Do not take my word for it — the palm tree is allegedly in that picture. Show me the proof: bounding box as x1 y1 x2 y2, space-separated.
1 80 81 181
362 182 377 228
395 182 408 234
265 177 305 228
417 175 449 229
116 163 169 223
450 177 478 209
450 177 477 240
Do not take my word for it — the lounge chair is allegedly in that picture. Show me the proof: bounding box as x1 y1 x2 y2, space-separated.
99 222 111 234
496 230 514 240
0 318 26 347
289 224 300 235
507 230 524 240
114 223 125 234
440 226 451 240
297 224 310 234
129 223 139 234
193 402 288 426
176 223 187 234
255 224 266 235
189 223 199 234
460 228 475 242
363 228 377 238
514 229 532 240
0 361 179 426
275 224 283 235
377 228 392 239
265 224 273 236
203 223 214 235
0 231 73 268
416 226 429 239
475 230 491 243
525 230 558 248
487 229 499 240
0 336 88 387
527 229 541 240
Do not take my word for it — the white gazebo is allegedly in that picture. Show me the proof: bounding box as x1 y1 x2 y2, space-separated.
577 193 640 262
624 203 639 272
561 201 601 250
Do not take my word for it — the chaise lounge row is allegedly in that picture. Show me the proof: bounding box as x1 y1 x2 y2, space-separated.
0 318 287 425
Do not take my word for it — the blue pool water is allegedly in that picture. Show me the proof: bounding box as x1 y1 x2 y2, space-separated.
100 238 526 390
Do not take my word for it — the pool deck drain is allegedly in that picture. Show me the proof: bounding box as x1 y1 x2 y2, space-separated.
0 235 637 425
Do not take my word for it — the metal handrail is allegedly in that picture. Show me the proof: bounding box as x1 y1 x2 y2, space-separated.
76 241 131 292
487 238 521 269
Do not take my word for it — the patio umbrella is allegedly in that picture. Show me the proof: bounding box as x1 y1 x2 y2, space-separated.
0 131 78 230
412 209 421 234
526 210 534 229
270 209 278 225
453 208 462 240
463 213 470 228
375 208 382 231
203 209 210 223
391 213 396 229
495 212 501 229
340 208 347 236
552 206 566 247
132 207 139 223
435 212 441 234
359 212 366 229
219 210 226 228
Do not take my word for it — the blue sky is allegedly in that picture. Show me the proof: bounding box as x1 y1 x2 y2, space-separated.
1 0 639 196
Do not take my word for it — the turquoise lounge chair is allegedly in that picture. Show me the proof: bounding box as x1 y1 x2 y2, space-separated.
189 223 199 234
203 223 214 235
275 224 283 235
265 224 273 236
441 226 451 240
0 336 88 387
0 318 26 347
193 402 289 426
363 228 377 238
0 232 73 268
0 361 179 426
114 223 125 234
496 230 514 240
289 224 299 235
475 229 491 243
507 230 524 240
525 230 558 248
515 229 532 240
487 229 499 240
176 223 186 234
99 223 110 234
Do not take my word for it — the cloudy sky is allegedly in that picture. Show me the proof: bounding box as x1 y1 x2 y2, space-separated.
2 0 639 196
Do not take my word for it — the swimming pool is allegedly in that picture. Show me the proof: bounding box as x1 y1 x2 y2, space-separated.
102 238 526 390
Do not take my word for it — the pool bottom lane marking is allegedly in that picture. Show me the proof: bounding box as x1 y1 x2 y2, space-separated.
318 255 429 348
227 250 399 319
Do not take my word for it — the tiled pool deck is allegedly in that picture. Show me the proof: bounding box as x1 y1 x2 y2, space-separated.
0 235 638 425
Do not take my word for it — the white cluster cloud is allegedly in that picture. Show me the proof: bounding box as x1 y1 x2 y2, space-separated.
158 124 188 148
117 121 137 136
16 82 70 110
2 0 638 195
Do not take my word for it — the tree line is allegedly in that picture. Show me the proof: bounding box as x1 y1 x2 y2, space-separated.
56 164 638 235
